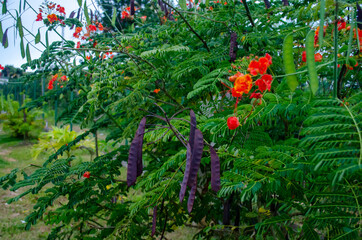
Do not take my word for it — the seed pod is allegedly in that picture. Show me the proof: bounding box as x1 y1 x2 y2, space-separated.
357 3 362 30
264 0 271 9
151 206 157 236
130 0 135 16
187 177 197 213
179 143 192 203
187 129 204 188
282 0 289 6
127 117 147 187
229 32 237 62
210 146 221 192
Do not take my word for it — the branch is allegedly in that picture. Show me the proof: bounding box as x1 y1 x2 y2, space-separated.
160 0 210 52
242 0 255 27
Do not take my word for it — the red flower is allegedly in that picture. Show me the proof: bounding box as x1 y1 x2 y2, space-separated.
0 64 4 70
36 13 43 21
265 53 272 66
140 16 147 23
88 24 97 32
337 19 346 31
302 51 307 62
255 74 273 92
231 87 242 97
314 53 323 62
250 92 262 99
229 71 243 82
48 3 56 9
121 11 130 19
47 14 58 23
153 89 160 94
227 116 240 130
56 5 66 15
83 171 90 178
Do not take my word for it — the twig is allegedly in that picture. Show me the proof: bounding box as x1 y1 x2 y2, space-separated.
160 0 210 52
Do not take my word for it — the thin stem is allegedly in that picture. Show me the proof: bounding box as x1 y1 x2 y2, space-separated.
160 0 210 52
333 0 339 98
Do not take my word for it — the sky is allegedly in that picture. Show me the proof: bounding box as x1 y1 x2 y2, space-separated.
0 0 97 69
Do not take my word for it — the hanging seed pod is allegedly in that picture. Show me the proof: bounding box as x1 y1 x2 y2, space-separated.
357 3 362 30
187 129 204 188
127 117 147 187
179 143 192 203
151 206 157 236
264 0 271 9
210 146 221 192
229 32 238 62
130 0 135 15
187 177 197 213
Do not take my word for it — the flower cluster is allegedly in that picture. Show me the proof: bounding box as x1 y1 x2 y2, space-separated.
36 1 66 25
225 54 273 130
73 22 104 40
121 6 138 19
48 74 68 90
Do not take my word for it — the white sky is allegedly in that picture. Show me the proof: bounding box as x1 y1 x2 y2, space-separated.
0 0 97 69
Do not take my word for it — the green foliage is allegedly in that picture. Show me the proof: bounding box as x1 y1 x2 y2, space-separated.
0 95 44 139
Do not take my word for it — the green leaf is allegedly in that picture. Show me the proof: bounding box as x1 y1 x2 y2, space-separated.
35 29 40 44
46 30 49 55
112 7 117 27
179 0 187 10
20 38 25 58
26 43 31 63
318 0 325 49
17 17 24 38
77 0 82 8
305 30 318 95
2 0 7 15
0 22 3 41
283 34 298 91
84 1 90 25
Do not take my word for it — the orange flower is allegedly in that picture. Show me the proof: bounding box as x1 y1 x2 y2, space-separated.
75 27 82 33
153 89 160 94
314 53 323 62
233 74 252 96
97 23 104 31
47 14 58 23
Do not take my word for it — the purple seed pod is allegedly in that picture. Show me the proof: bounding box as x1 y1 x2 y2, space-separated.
229 32 238 62
210 146 221 192
127 117 147 187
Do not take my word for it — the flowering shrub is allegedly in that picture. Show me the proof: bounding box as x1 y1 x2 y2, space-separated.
0 0 361 239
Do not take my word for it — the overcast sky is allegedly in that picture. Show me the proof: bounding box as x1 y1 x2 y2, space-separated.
0 0 97 69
